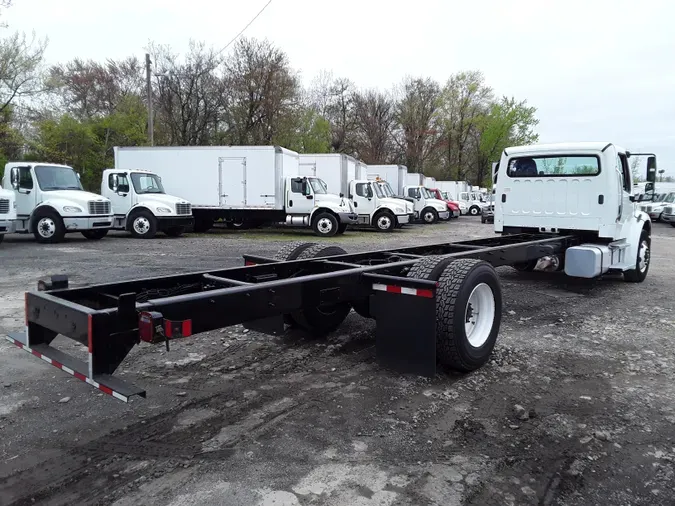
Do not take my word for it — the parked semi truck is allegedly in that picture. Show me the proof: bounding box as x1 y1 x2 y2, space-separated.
2 162 113 243
100 168 194 239
114 146 357 237
0 184 16 244
299 154 413 231
6 140 657 402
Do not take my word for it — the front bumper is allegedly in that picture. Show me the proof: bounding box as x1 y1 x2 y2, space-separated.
648 211 663 220
63 216 113 231
338 212 358 224
449 209 460 218
662 213 675 223
0 219 16 234
396 214 410 225
157 215 194 231
438 210 450 220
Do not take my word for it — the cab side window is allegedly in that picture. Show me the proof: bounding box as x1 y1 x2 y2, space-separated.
355 183 368 197
19 167 33 189
408 187 420 198
108 173 129 192
290 179 303 194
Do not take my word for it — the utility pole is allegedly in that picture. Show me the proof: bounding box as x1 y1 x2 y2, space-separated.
145 53 154 146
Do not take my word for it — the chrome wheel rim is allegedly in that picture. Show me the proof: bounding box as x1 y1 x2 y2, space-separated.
638 240 650 273
37 217 56 238
424 212 434 223
377 215 392 230
317 217 333 234
133 217 150 235
464 283 495 348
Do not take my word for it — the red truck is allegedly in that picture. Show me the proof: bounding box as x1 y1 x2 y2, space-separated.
427 188 461 218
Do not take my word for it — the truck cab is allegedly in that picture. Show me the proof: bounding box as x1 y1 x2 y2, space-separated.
427 188 461 218
348 179 413 231
457 190 487 216
0 184 16 244
494 141 655 281
101 168 193 239
3 162 113 243
403 185 451 224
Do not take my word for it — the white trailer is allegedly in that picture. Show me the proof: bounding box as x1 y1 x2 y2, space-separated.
2 162 113 243
114 146 357 237
0 184 16 245
366 165 407 195
298 153 413 231
423 176 436 188
100 169 194 239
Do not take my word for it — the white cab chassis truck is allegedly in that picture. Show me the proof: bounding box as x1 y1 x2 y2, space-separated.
2 162 113 243
0 184 16 244
114 146 357 237
403 173 451 224
299 153 413 232
101 169 194 239
494 142 656 281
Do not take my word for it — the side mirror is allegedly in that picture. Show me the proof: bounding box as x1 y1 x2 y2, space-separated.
301 180 311 196
76 172 81 180
111 174 119 192
646 156 657 183
10 167 19 190
629 195 636 202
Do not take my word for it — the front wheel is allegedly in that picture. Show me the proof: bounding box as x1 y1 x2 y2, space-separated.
374 211 395 232
469 206 480 216
32 211 66 244
81 229 108 240
624 229 650 283
312 212 338 237
129 210 157 239
422 207 438 224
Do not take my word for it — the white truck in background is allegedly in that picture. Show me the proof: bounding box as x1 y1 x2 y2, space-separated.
367 164 408 196
298 154 413 232
423 176 436 188
437 181 486 216
100 168 194 239
114 146 357 238
0 184 16 244
2 162 113 243
404 173 451 224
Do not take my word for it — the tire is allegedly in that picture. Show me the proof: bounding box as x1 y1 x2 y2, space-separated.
407 256 502 371
289 244 351 335
421 207 438 224
32 210 66 244
0 234 4 244
165 227 184 237
624 228 651 283
469 206 480 216
193 218 213 233
671 222 675 228
129 210 157 239
225 219 247 230
312 212 338 237
336 223 348 235
481 216 486 224
374 210 395 232
273 241 318 327
81 229 108 240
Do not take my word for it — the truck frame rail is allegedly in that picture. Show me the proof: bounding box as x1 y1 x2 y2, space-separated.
5 233 577 402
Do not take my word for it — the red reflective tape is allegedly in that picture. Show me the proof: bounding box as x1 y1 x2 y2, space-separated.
386 285 402 294
98 384 113 396
87 314 93 353
417 289 434 298
52 360 63 370
15 341 24 349
73 371 87 382
245 260 256 266
164 321 173 338
182 320 192 337
31 350 41 358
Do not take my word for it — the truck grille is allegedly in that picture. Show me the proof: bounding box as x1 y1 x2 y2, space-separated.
88 201 111 215
176 203 191 215
665 206 673 215
0 198 9 214
641 205 652 213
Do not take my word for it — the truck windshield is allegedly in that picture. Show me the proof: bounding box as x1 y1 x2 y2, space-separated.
664 193 675 203
35 165 83 191
423 188 435 199
309 178 328 194
380 182 395 197
131 173 165 194
372 183 384 198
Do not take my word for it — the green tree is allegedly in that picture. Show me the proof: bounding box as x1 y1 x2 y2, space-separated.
274 108 331 153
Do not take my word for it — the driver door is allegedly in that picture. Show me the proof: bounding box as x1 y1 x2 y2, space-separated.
12 166 36 217
351 181 373 220
287 178 314 214
107 172 132 216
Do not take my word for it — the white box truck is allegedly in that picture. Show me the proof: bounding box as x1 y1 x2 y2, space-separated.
402 173 451 224
299 154 413 231
113 146 357 237
2 162 113 243
100 168 194 239
366 164 407 195
437 181 486 216
0 184 16 244
423 176 436 188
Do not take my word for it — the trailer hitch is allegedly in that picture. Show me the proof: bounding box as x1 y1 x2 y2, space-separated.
138 311 192 351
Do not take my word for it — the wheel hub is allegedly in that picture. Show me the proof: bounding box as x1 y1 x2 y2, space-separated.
638 240 650 272
38 218 56 238
464 283 496 348
134 217 150 234
318 218 333 233
378 216 391 229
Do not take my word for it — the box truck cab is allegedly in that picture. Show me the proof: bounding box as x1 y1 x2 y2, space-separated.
404 174 449 223
370 178 415 225
2 162 113 243
101 169 194 239
0 185 16 244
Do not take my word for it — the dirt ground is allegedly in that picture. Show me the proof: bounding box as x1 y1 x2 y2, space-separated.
1 218 674 506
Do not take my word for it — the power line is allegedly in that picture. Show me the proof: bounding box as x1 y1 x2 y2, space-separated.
219 0 273 55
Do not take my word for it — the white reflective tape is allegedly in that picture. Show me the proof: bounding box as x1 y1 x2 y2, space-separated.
85 377 100 388
39 355 53 365
61 365 75 375
400 287 417 296
112 391 128 402
372 283 387 292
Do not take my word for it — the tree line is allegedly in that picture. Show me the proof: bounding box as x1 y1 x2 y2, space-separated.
0 21 539 190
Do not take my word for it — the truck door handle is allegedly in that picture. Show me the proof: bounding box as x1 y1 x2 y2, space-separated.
289 200 293 207
501 194 506 203
598 195 604 204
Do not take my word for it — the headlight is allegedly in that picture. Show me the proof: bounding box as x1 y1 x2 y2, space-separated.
394 207 404 214
13 201 16 209
63 206 82 213
156 206 172 214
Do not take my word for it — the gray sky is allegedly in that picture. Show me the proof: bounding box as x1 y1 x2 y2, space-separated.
5 0 674 177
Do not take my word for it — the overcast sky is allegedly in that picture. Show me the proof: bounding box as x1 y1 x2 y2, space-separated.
5 0 674 177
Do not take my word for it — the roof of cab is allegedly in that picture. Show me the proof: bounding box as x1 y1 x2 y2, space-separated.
504 142 617 155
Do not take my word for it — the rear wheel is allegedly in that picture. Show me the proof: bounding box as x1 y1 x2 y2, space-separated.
289 244 351 335
624 229 650 283
81 229 108 240
407 256 502 371
32 210 66 244
422 207 438 224
273 242 318 327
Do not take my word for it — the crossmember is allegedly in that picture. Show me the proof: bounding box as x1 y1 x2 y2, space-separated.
4 233 577 401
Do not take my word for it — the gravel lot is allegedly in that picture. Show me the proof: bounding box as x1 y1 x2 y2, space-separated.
1 218 674 506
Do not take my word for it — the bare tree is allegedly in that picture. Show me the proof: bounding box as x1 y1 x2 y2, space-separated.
352 89 396 164
0 31 47 114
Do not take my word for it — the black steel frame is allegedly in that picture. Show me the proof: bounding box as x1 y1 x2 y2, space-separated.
6 233 578 402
